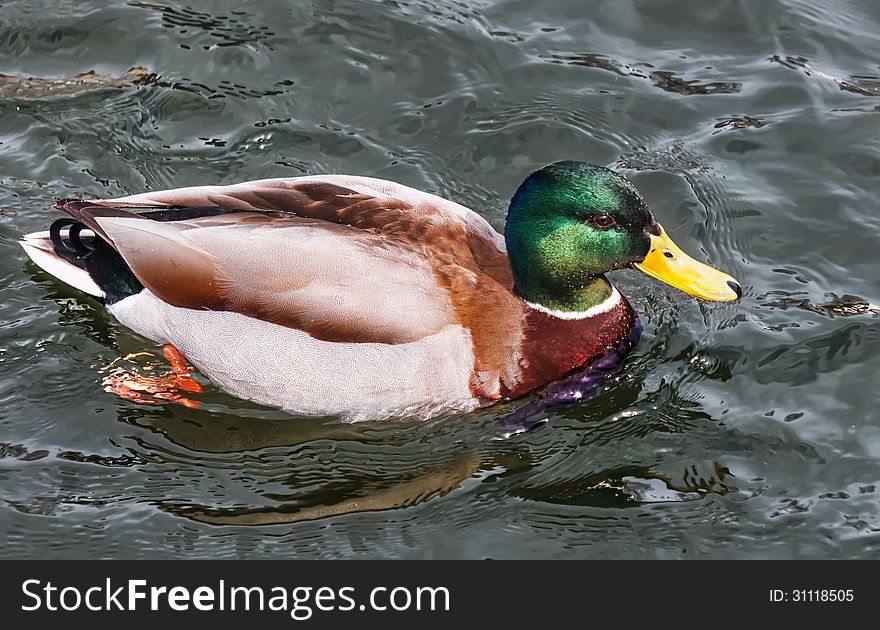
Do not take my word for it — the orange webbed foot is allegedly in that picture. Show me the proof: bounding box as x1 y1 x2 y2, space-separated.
102 344 203 408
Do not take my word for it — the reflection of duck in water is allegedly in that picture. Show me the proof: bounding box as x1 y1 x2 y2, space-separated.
133 402 735 526
21 161 740 421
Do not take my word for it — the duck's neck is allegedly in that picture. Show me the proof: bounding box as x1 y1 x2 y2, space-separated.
514 275 617 316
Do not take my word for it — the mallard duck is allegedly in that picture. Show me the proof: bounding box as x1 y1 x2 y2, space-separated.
20 161 740 421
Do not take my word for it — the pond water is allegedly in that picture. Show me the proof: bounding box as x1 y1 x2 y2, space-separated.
2 0 879 558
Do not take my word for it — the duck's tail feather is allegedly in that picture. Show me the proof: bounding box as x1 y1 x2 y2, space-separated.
19 230 107 298
22 199 234 304
51 198 148 244
20 199 154 303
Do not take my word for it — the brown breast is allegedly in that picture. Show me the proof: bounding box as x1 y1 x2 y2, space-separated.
470 294 638 402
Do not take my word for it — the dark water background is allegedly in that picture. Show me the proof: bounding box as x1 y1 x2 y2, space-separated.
2 0 879 558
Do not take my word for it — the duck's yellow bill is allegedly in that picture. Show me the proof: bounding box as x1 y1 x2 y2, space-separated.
634 224 742 302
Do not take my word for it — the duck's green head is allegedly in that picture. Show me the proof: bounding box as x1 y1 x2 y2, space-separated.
504 161 741 312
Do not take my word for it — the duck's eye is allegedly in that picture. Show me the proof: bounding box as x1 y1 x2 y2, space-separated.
589 214 616 230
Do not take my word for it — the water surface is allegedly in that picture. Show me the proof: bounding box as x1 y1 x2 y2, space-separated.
2 0 880 558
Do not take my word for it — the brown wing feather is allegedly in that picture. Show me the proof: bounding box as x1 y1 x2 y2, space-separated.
94 215 226 310
104 178 513 285
94 212 458 344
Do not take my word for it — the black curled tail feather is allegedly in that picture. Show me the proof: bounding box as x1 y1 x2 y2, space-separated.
49 199 159 303
48 213 144 304
52 198 148 244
